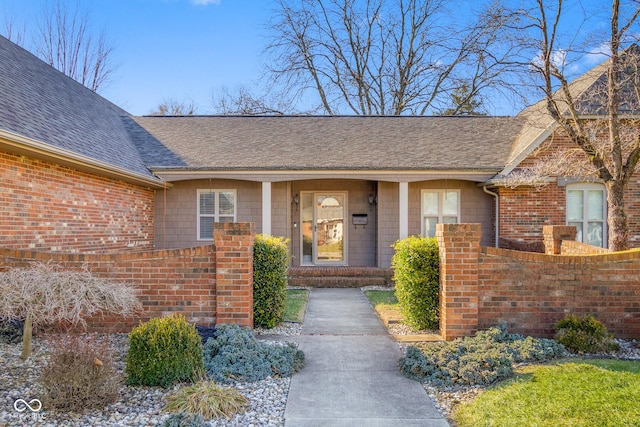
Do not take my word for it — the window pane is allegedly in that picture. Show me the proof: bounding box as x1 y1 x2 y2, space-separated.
567 190 584 221
200 192 215 215
442 216 458 224
424 217 438 237
587 190 604 221
422 192 439 216
218 216 234 223
587 222 604 247
569 221 583 243
200 217 214 239
442 191 458 216
219 191 235 215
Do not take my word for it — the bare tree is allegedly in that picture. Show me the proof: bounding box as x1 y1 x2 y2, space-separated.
35 1 115 92
2 14 26 46
150 98 198 116
503 0 640 251
211 86 291 115
0 262 140 360
266 0 520 115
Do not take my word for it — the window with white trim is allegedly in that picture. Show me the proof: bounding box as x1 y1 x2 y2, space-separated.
421 189 460 237
566 183 606 247
197 189 237 240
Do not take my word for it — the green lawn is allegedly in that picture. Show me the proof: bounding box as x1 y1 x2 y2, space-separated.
363 289 398 306
453 359 640 427
283 289 309 323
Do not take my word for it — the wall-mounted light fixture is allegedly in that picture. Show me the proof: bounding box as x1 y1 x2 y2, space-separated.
293 193 300 205
368 193 377 205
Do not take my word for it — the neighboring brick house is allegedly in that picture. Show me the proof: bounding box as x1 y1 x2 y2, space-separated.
0 35 637 267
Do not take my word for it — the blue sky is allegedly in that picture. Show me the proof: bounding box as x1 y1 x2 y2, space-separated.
1 0 274 115
0 0 623 116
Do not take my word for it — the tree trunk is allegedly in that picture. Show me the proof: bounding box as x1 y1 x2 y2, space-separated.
20 314 33 361
606 180 629 252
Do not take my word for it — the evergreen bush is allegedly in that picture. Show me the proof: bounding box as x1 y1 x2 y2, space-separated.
554 314 620 353
160 413 206 427
0 317 23 344
126 314 205 388
400 323 565 386
391 236 440 330
203 324 304 383
253 234 290 328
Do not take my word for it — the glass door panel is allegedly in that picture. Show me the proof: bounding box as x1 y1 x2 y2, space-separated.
316 194 345 263
301 193 314 264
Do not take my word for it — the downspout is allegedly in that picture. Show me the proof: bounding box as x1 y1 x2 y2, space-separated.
483 185 499 248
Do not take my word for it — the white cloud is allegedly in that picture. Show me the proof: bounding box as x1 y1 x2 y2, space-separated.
191 0 221 5
584 42 610 65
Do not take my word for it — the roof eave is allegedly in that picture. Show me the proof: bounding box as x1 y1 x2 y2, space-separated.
0 129 166 189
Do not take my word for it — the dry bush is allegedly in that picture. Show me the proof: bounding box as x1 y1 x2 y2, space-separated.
0 262 141 359
40 334 121 412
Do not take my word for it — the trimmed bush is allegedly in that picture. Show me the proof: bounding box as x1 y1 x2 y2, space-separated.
126 314 205 388
400 323 565 386
391 236 440 330
554 314 620 354
203 324 304 383
254 234 290 328
40 334 120 411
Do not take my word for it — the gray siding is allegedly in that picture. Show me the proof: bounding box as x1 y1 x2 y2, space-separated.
154 179 261 249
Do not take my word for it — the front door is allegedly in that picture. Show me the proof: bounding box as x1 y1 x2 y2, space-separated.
300 192 347 265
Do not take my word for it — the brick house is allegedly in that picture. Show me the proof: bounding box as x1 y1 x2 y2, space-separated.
1 35 637 269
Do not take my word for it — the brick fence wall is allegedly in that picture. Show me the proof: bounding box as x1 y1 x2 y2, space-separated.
437 223 640 341
0 222 255 332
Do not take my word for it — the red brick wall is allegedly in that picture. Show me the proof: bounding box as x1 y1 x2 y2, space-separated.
438 224 640 340
0 151 155 253
498 129 640 249
0 223 257 332
0 245 217 331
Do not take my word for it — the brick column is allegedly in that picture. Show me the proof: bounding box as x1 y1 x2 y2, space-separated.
543 225 577 255
214 222 255 328
436 223 481 341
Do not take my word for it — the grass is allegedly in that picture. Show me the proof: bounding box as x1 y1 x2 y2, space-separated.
363 289 405 328
364 289 399 306
283 289 309 323
453 359 640 427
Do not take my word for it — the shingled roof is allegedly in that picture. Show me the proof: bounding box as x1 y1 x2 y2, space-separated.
133 115 525 172
0 35 160 184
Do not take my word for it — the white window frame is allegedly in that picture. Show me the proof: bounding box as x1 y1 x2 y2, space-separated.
197 189 237 241
566 183 607 248
421 189 461 237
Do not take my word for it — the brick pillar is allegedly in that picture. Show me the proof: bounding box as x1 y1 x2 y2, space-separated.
543 225 577 255
214 222 255 328
436 223 481 341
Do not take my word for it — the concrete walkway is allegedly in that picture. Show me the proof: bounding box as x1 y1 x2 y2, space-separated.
284 288 450 427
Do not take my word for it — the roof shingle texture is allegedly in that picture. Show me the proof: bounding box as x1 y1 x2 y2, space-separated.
134 115 525 171
0 36 156 179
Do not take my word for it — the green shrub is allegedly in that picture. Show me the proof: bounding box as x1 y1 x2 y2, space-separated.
554 314 620 354
0 317 23 344
160 413 206 427
40 334 120 411
399 323 565 386
203 324 304 383
165 380 249 420
391 236 440 330
253 234 290 328
126 314 205 388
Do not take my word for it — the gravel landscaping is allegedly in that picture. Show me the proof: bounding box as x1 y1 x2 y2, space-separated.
0 324 302 427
